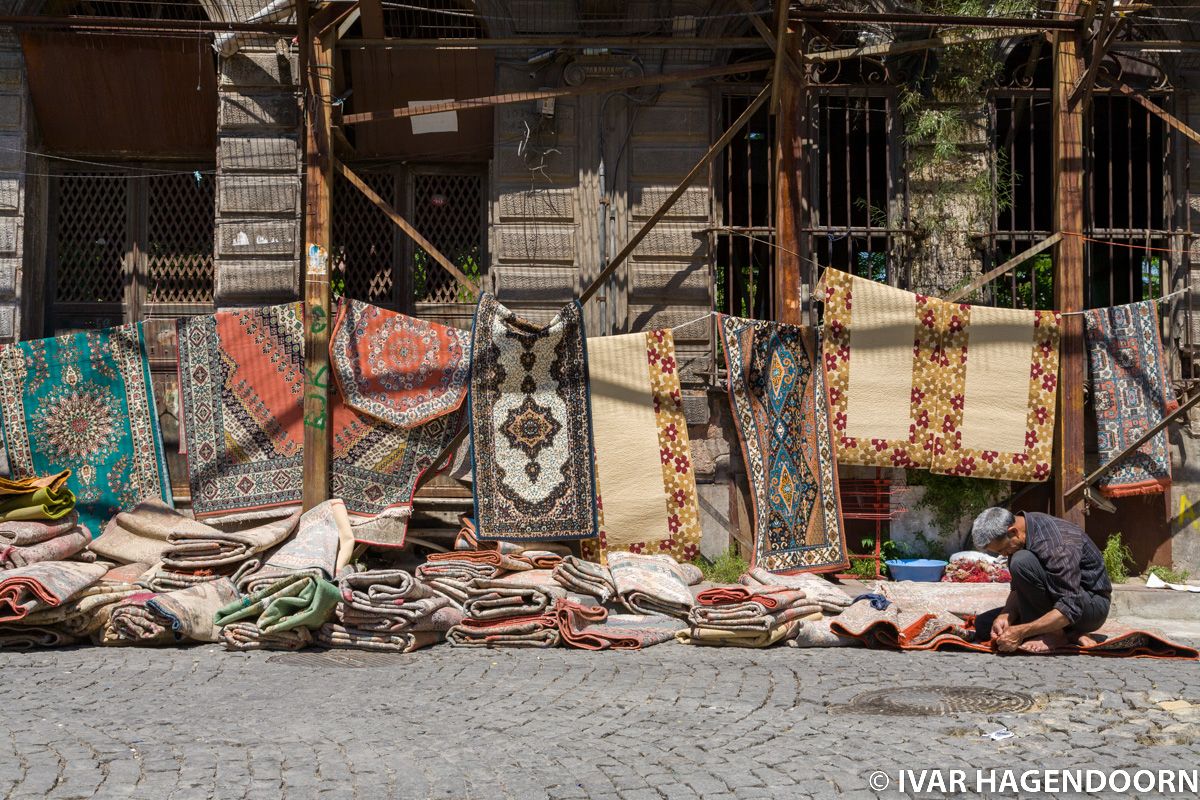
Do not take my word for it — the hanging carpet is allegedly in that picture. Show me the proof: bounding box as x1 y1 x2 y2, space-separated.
178 303 305 522
817 268 1060 482
582 329 701 564
719 315 848 574
1083 300 1177 497
469 293 597 541
0 323 172 535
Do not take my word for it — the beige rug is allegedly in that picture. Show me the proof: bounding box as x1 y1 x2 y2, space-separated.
583 330 701 564
818 269 1059 482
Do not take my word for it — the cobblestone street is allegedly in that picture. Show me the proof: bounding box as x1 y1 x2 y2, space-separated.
1 644 1196 799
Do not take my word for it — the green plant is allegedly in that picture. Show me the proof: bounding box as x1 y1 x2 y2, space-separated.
847 557 879 580
1148 565 1191 584
908 471 1005 539
1102 532 1134 584
692 547 749 584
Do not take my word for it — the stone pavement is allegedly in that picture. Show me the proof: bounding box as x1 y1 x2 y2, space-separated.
0 644 1196 800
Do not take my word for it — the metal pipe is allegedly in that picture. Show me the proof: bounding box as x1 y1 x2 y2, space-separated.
0 14 292 34
790 10 1081 30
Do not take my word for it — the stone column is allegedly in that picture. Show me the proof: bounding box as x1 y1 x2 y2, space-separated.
213 30 302 305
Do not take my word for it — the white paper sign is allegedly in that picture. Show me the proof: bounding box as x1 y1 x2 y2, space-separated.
409 99 459 135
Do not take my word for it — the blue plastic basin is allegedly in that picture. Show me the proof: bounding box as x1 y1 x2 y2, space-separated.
885 558 948 582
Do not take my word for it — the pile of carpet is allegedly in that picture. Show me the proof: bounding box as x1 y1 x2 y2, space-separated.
316 569 461 653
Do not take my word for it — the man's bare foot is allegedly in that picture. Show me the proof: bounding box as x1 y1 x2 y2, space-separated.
1017 633 1070 653
1068 633 1098 648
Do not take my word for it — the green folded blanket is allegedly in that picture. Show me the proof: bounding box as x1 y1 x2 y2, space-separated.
214 574 339 634
0 485 76 522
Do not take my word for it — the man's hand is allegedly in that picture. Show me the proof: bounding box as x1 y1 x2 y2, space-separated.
994 623 1025 653
992 613 1011 638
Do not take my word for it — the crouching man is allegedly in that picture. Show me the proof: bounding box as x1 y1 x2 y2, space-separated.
970 507 1112 652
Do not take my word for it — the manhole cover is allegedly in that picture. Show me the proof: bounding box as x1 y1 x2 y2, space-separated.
266 651 407 668
834 686 1034 716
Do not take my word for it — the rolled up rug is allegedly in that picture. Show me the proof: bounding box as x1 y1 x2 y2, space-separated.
786 616 859 648
145 578 241 643
608 552 702 619
236 500 353 595
461 575 566 621
739 567 852 614
555 599 685 651
687 602 823 635
446 612 560 648
336 569 450 632
105 592 177 645
676 614 815 648
418 575 471 608
0 513 80 547
0 470 75 522
215 573 340 634
315 624 442 653
219 621 313 651
415 550 518 583
0 624 75 649
0 561 108 622
138 559 257 593
1 526 90 569
552 556 617 604
162 511 299 572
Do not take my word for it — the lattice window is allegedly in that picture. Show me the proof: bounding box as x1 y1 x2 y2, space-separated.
410 172 483 304
54 173 126 304
147 173 215 305
333 169 396 305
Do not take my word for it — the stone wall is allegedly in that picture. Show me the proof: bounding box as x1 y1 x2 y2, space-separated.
0 32 26 343
213 28 302 305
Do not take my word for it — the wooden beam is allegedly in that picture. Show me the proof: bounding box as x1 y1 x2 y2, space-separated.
733 0 804 82
805 27 1038 63
302 3 335 511
1069 0 1119 109
791 9 1082 30
580 84 772 305
774 28 804 323
1051 1 1087 526
943 233 1062 303
334 160 480 297
1065 390 1200 504
342 59 773 125
312 1 357 38
359 0 383 40
338 36 765 49
770 0 788 113
1108 78 1200 148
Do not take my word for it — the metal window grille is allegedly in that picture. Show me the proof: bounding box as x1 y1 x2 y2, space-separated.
409 169 484 306
333 166 485 314
807 89 905 288
333 169 396 306
52 172 127 309
146 172 215 307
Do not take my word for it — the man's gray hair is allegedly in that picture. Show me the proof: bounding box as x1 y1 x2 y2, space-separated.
971 507 1016 550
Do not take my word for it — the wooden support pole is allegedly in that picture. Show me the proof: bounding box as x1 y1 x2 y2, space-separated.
1051 2 1087 526
943 233 1062 303
733 0 804 81
342 60 773 125
334 160 479 297
579 84 772 306
302 4 334 511
1068 0 1118 109
774 27 804 323
359 0 384 40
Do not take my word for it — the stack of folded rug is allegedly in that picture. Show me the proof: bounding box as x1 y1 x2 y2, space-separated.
0 560 109 622
679 584 823 648
555 598 685 651
414 550 508 607
446 571 568 648
1 563 144 645
0 513 91 569
552 556 618 604
215 572 340 651
315 569 461 653
607 552 703 619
